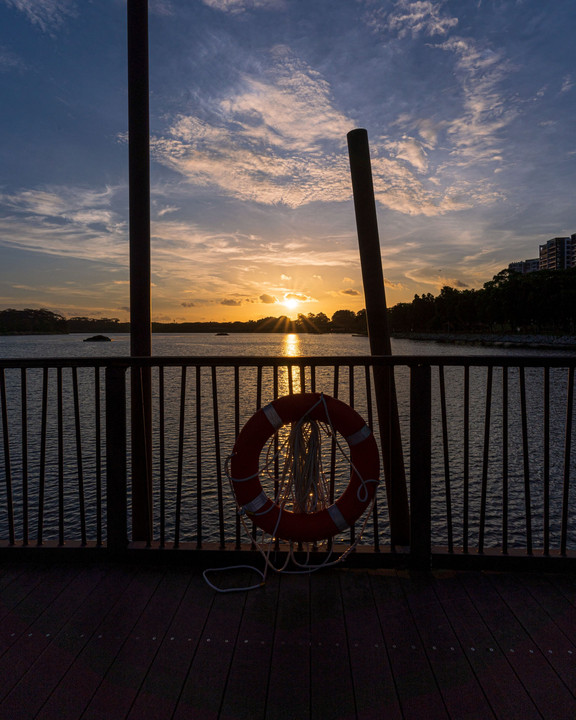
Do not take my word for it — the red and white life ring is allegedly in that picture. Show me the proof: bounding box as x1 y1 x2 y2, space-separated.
229 392 379 543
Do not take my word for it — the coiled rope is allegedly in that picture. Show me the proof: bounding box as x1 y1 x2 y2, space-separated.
203 394 378 593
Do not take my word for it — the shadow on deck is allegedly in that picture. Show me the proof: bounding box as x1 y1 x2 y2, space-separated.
0 562 575 719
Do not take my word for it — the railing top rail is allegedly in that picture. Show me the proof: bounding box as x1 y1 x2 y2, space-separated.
0 353 575 370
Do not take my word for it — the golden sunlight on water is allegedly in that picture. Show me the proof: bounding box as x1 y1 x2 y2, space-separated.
283 333 300 357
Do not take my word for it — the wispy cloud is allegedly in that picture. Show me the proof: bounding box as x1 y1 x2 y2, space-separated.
364 0 458 38
0 45 25 72
435 36 515 166
3 0 76 33
151 47 354 208
0 185 127 263
201 0 284 13
560 74 574 94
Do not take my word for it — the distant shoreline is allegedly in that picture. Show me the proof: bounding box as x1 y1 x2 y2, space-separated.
392 332 576 351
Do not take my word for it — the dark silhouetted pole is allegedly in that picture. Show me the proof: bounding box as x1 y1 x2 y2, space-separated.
347 128 410 546
128 0 152 541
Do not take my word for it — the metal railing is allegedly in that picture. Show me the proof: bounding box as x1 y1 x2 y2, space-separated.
0 354 575 569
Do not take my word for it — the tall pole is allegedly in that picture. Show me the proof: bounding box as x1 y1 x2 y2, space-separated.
128 0 152 541
347 128 410 546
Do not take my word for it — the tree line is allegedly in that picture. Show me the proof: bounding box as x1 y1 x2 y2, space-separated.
2 268 575 336
388 267 576 334
0 308 368 335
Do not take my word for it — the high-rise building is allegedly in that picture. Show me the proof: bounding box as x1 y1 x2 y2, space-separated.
508 258 540 273
538 236 575 270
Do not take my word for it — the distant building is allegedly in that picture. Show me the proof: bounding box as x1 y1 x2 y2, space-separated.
539 236 575 270
508 258 539 274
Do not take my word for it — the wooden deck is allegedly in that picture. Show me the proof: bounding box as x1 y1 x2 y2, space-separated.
0 562 575 719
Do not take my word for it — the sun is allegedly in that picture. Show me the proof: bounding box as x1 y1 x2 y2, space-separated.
283 297 299 311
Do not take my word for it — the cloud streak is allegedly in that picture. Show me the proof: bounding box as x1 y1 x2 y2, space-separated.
3 0 76 33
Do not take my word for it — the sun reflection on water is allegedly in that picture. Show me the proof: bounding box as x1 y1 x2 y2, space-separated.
283 333 300 357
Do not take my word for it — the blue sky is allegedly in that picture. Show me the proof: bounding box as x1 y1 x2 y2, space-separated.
1 0 575 322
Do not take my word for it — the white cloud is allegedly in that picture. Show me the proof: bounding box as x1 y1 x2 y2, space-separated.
3 0 76 33
385 136 429 173
151 49 354 208
365 0 458 38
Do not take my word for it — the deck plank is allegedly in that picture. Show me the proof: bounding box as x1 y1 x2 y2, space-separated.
0 564 85 702
370 570 449 720
339 569 402 720
431 570 541 720
400 571 497 720
80 567 189 720
126 570 215 720
461 571 576 720
171 575 246 719
219 572 280 720
34 566 155 720
310 569 356 720
490 573 576 701
265 573 311 720
0 565 115 720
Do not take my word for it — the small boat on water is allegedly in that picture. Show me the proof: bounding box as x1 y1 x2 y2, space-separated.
215 332 229 336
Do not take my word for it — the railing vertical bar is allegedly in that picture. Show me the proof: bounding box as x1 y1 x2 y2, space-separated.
311 364 316 393
72 367 87 546
256 365 263 409
463 366 470 554
174 365 187 549
364 366 379 550
410 363 432 570
21 368 29 546
37 368 49 545
478 366 493 554
502 367 509 554
0 368 15 545
57 367 64 546
196 365 203 549
158 366 166 548
438 365 453 553
287 363 294 395
235 365 242 549
349 365 355 408
300 363 306 393
211 366 225 549
543 367 550 555
519 367 533 554
560 366 574 555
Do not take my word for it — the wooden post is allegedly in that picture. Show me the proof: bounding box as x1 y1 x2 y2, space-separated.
347 128 410 545
128 0 152 541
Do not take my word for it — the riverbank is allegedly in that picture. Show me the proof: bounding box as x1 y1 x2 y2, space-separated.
392 332 576 350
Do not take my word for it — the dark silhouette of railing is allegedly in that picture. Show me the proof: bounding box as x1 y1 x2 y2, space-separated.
0 354 574 569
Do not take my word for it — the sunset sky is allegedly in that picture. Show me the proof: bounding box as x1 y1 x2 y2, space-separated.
1 0 575 323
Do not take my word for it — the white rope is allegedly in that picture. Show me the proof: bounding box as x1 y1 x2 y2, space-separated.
205 393 379 593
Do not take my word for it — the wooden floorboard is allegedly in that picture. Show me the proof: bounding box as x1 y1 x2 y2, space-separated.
0 563 575 719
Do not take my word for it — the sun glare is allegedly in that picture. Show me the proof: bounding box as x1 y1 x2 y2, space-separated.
284 297 299 311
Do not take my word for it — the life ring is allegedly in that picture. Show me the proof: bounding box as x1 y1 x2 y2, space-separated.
229 392 379 542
